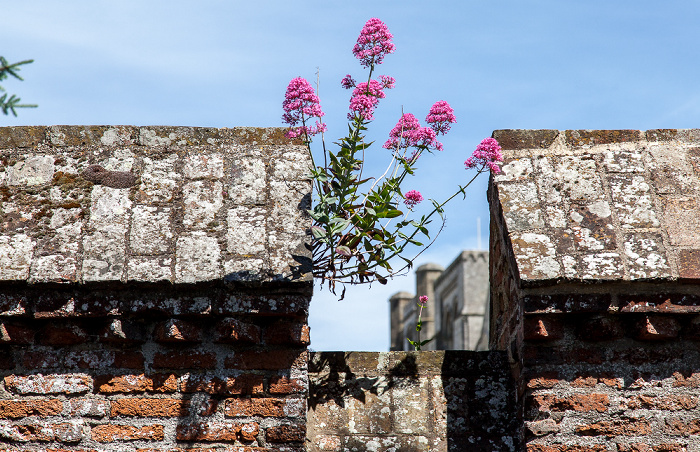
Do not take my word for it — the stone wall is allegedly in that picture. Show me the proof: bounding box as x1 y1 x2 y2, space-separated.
306 351 519 451
489 129 700 451
0 126 311 451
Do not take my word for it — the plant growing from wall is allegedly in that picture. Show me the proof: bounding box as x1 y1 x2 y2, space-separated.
282 18 503 298
408 295 432 351
0 56 37 116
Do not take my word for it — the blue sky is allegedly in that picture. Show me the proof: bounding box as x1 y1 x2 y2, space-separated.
4 1 700 350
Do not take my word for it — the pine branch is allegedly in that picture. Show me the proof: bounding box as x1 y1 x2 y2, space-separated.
0 57 37 116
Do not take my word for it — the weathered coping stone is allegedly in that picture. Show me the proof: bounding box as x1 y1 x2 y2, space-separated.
490 128 700 289
0 125 312 285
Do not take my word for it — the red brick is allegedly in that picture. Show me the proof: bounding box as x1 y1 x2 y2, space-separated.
524 317 563 341
618 444 688 452
110 398 189 417
269 376 306 394
181 374 263 395
153 319 202 343
239 422 260 441
215 318 261 344
673 372 700 388
39 324 88 345
576 419 652 436
4 374 91 394
137 449 250 452
137 449 227 452
665 417 700 435
198 398 218 416
526 373 561 389
627 394 697 411
571 376 598 387
176 421 256 442
153 351 216 369
0 399 63 418
532 393 609 413
225 349 307 370
600 376 624 389
224 397 303 417
264 321 310 346
92 424 164 442
0 322 34 344
266 424 305 443
0 421 84 442
114 351 145 369
635 316 680 340
95 374 177 393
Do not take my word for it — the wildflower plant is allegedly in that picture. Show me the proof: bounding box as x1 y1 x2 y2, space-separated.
408 295 431 351
282 18 503 297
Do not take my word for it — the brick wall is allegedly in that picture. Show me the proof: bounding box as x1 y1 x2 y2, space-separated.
0 126 311 451
306 351 519 451
490 129 700 451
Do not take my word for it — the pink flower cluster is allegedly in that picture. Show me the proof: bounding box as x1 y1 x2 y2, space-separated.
418 295 428 307
282 77 326 139
404 190 423 209
353 18 395 68
426 100 457 135
465 138 503 174
383 113 442 152
348 78 393 121
341 74 356 89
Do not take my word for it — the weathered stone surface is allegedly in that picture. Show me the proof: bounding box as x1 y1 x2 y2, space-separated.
308 351 519 452
497 182 544 232
0 125 311 284
175 232 221 283
129 206 173 254
490 129 700 284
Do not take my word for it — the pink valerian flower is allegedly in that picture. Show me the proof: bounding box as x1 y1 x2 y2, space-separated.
353 18 396 68
379 75 395 89
404 190 423 209
465 138 503 174
341 74 356 89
282 77 326 139
418 295 428 307
426 100 457 135
348 78 393 121
383 113 443 152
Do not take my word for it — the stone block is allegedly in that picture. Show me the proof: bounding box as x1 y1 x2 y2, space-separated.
175 232 221 283
182 180 224 229
129 206 173 254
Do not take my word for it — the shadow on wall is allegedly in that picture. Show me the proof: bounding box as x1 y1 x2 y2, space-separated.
306 351 520 451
